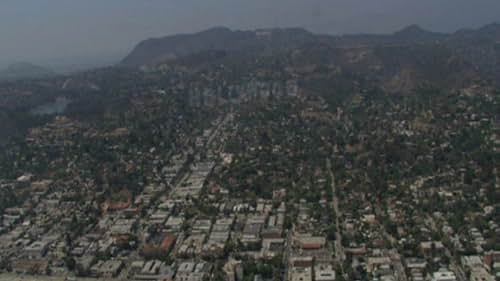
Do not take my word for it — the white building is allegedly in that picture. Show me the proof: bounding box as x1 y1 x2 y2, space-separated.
431 269 456 281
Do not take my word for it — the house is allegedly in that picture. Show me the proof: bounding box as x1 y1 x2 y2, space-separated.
366 257 392 273
290 266 312 281
160 235 177 253
24 240 49 259
175 261 212 281
362 214 376 224
405 257 427 270
261 227 282 239
165 216 185 233
409 268 425 281
203 230 230 257
76 255 96 274
90 260 123 278
150 210 170 225
483 251 500 272
134 260 175 281
224 258 243 281
420 241 444 256
110 218 137 236
470 267 494 281
261 238 284 259
97 237 113 256
297 236 326 250
431 269 456 281
242 223 262 244
192 219 212 234
291 256 314 268
178 234 206 257
462 256 494 281
462 256 484 269
11 258 49 275
315 264 336 281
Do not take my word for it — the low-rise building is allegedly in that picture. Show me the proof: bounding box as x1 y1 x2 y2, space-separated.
23 241 49 259
431 269 456 281
90 260 124 278
315 264 336 281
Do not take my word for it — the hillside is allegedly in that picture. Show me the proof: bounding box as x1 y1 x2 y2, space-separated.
121 24 500 89
1 23 499 145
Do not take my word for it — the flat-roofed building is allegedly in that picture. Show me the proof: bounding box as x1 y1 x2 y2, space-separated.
431 269 457 281
289 266 312 281
315 265 336 281
23 241 49 259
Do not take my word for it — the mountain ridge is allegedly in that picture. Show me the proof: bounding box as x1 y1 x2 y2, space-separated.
121 27 315 66
121 23 500 68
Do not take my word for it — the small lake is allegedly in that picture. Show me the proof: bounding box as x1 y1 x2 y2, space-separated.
30 97 71 115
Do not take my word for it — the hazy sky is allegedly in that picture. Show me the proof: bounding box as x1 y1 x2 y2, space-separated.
1 0 499 69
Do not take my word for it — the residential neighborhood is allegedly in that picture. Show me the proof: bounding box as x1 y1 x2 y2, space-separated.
0 19 499 281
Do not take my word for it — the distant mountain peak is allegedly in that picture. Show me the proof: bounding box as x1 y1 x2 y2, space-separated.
453 22 500 40
476 22 500 36
395 24 432 36
198 26 233 34
392 24 445 42
479 22 500 30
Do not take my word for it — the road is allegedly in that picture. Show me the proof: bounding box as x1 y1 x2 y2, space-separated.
387 249 408 281
375 209 407 281
206 113 232 149
283 230 293 281
427 216 466 281
446 248 467 281
326 158 345 276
